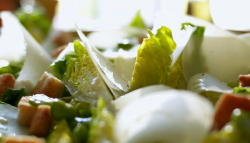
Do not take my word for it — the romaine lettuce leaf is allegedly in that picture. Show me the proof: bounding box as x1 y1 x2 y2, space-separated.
15 7 51 43
168 53 187 89
76 26 130 98
0 88 26 107
52 41 113 105
129 10 147 29
130 26 176 91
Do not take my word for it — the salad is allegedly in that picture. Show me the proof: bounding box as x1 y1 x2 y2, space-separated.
0 7 250 143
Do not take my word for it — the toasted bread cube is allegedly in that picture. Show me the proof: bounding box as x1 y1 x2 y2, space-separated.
239 74 250 87
32 72 64 98
0 74 15 96
2 135 45 143
18 98 37 127
29 105 52 137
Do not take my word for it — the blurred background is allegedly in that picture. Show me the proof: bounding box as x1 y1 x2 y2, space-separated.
0 0 212 54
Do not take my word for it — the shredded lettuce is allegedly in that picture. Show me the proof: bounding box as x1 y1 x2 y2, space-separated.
130 26 176 91
129 10 147 29
0 88 26 107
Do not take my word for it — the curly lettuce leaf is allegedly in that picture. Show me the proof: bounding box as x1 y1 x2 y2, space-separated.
0 88 26 107
88 97 114 143
130 26 176 91
129 10 147 29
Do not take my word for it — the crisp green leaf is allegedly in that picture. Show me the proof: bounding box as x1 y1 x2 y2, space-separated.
0 60 24 78
0 88 26 107
129 10 147 29
168 53 187 89
62 41 112 104
15 7 51 43
130 26 176 91
50 60 67 80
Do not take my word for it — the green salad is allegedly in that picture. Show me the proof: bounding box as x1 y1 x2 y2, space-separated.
0 9 250 143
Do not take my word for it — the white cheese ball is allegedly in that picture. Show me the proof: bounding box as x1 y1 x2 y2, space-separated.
114 90 213 143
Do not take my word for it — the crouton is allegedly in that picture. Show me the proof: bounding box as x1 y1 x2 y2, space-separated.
18 97 37 127
51 45 67 58
29 105 52 137
212 93 250 130
239 74 250 87
2 135 45 143
32 72 64 98
0 74 15 97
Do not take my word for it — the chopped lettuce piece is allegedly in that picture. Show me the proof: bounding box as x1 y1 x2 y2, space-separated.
15 7 51 43
168 53 187 89
50 60 67 80
233 87 250 94
182 23 207 81
47 119 73 143
130 26 176 91
129 10 147 29
0 60 24 78
88 97 114 143
0 88 26 107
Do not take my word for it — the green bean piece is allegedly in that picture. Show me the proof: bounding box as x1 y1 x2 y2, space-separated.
72 123 88 143
51 100 77 120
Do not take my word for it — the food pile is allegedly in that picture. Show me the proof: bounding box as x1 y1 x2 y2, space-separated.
0 3 250 143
